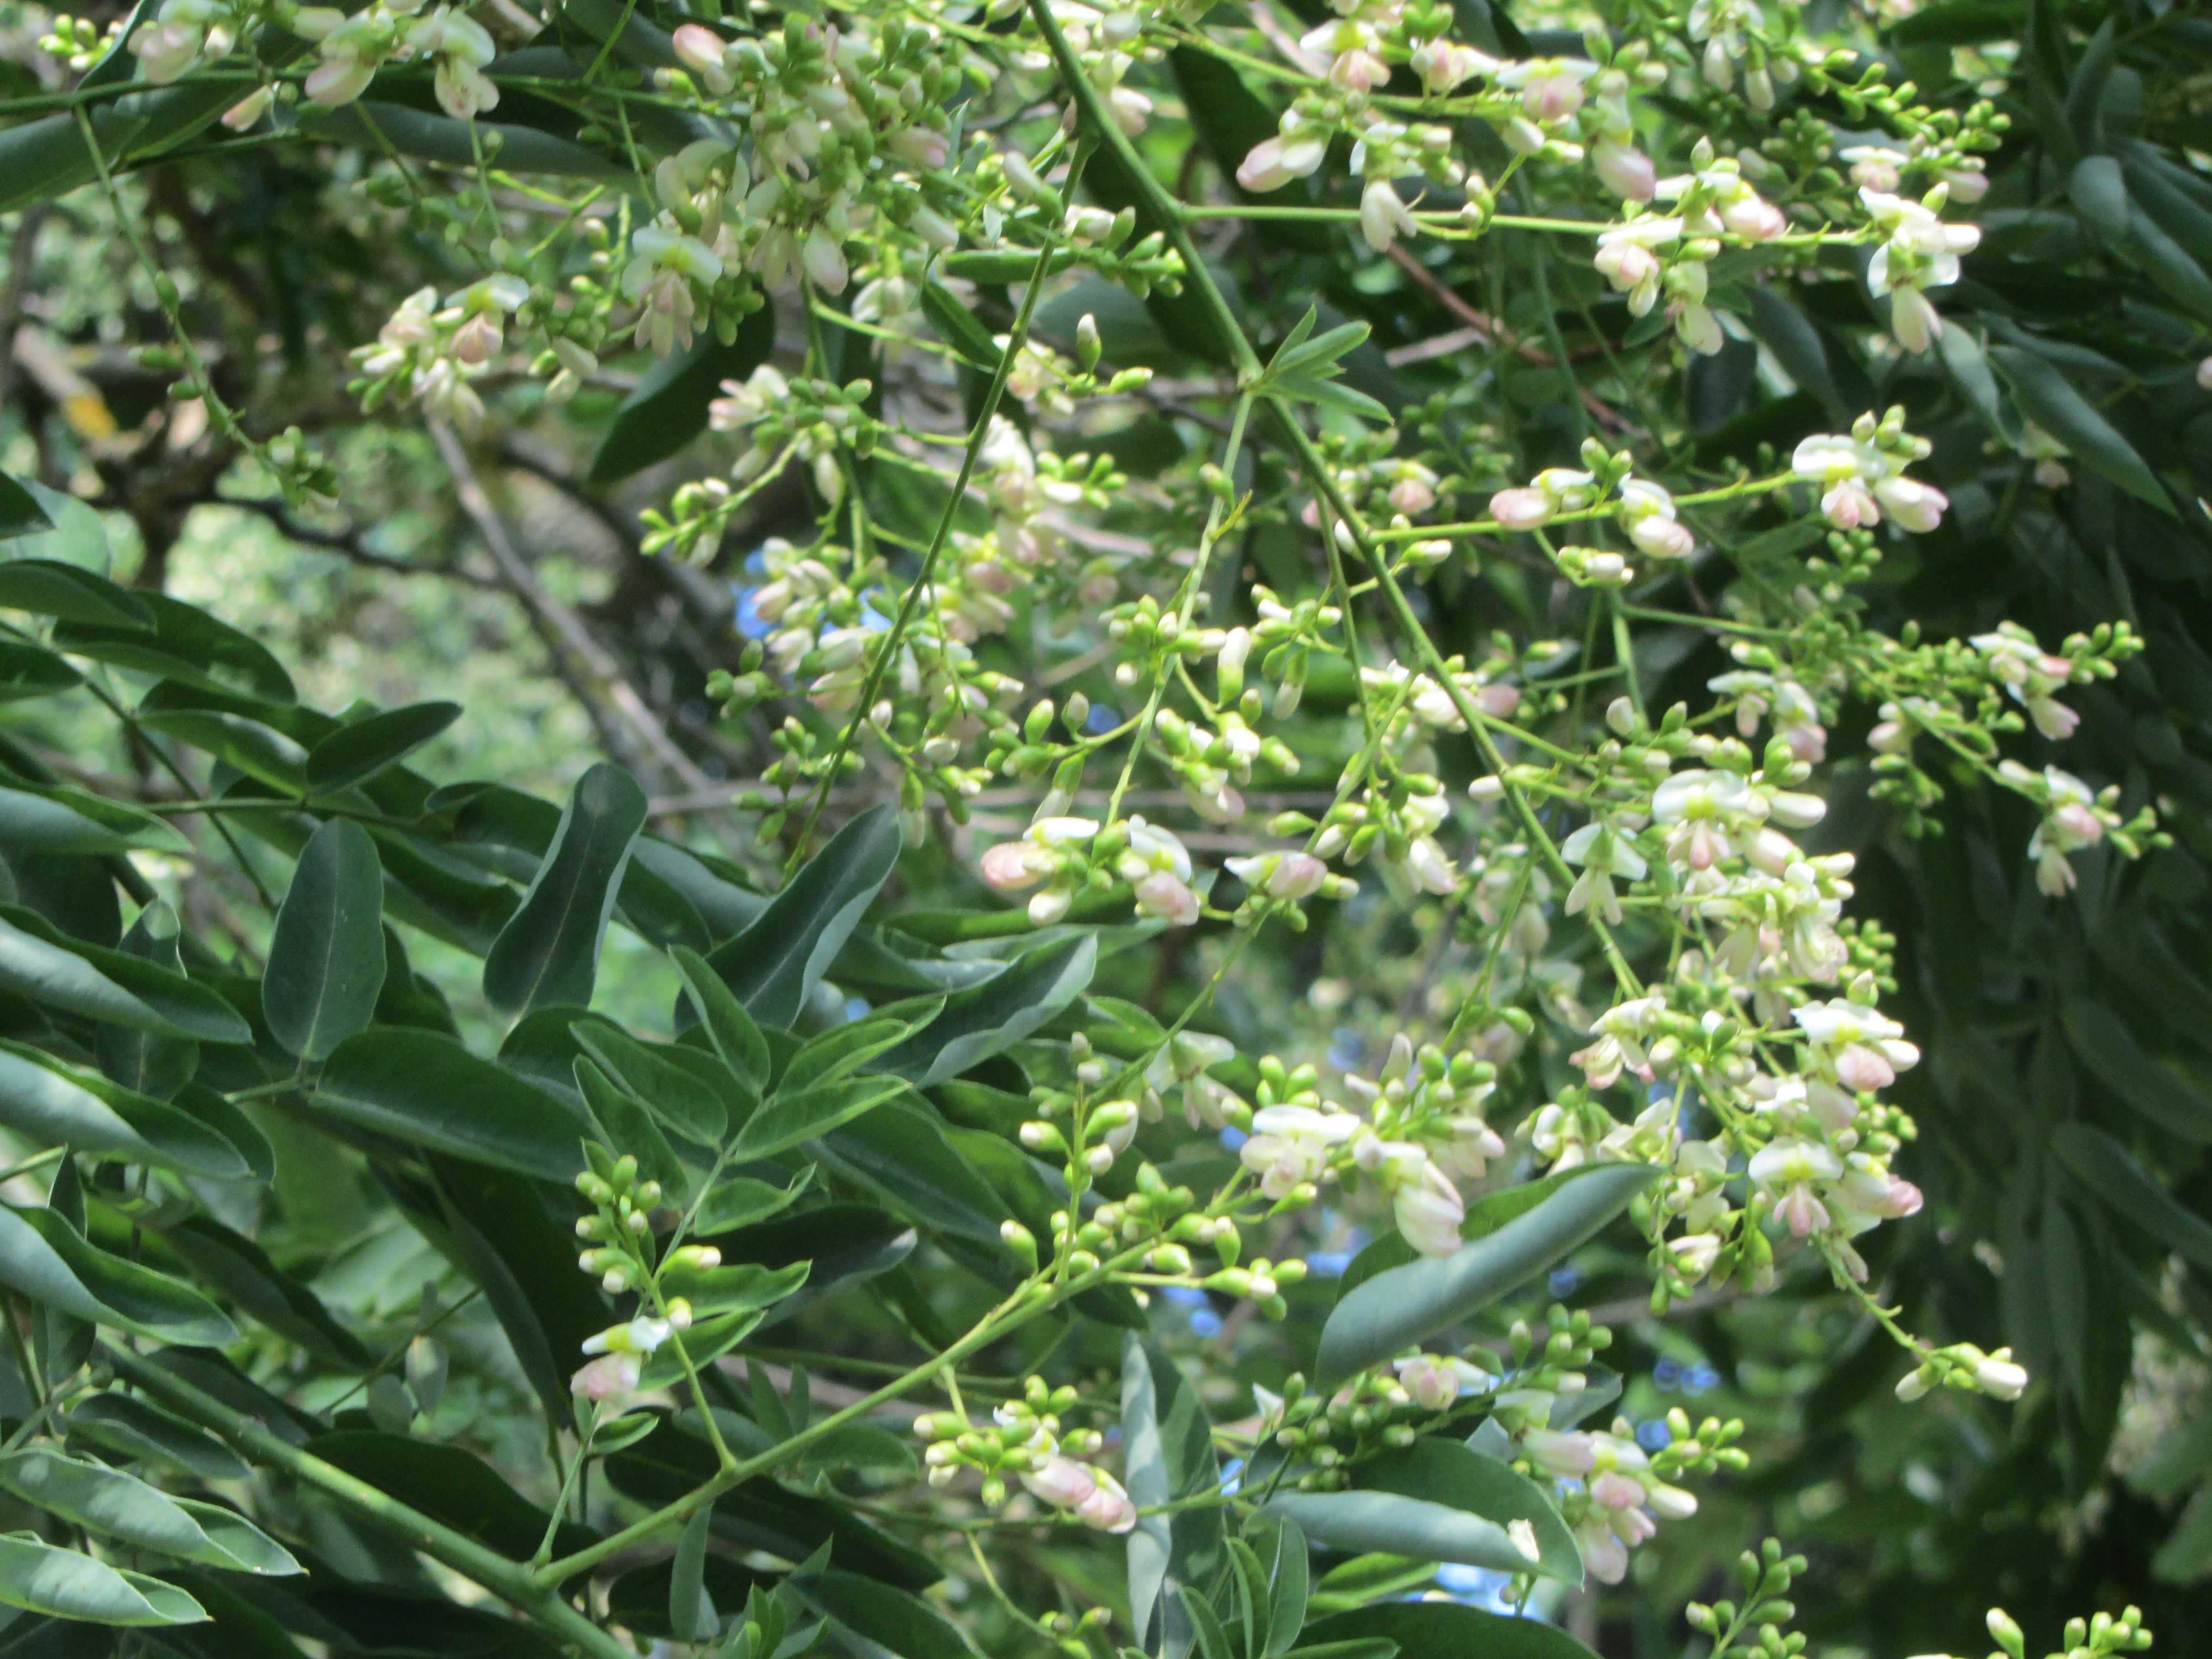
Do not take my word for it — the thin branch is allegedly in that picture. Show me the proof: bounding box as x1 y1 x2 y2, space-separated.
215 494 503 587
429 420 717 795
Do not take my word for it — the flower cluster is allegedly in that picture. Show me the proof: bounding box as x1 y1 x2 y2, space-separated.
1791 413 1950 532
914 1377 1134 1532
347 276 564 427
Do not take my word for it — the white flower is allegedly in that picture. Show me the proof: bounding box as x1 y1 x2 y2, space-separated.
1393 1161 1465 1256
1359 180 1420 252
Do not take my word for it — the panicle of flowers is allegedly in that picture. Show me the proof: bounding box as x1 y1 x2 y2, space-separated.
1790 408 1950 532
347 275 536 428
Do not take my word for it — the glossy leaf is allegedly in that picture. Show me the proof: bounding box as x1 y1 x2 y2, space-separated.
0 1042 248 1178
1260 1517 1309 1658
921 281 1003 371
877 935 1096 1087
264 818 388 1061
1266 1441 1578 1581
577 1057 688 1199
157 1215 375 1371
1989 346 2173 513
574 1021 733 1142
0 784 180 854
818 1097 1010 1243
304 702 461 796
0 1534 207 1626
306 1432 599 1564
95 902 199 1103
0 1203 231 1344
669 1504 715 1643
54 593 295 703
672 945 770 1084
781 1004 942 1093
2053 1121 2212 1272
731 1073 911 1162
0 910 241 1040
656 1258 809 1321
1316 1163 1658 1390
0 559 151 627
1124 1335 1225 1659
1339 1161 1630 1293
21 1209 235 1345
689 1166 812 1235
317 1029 594 1180
483 763 648 1016
0 639 82 702
0 472 52 540
0 1448 294 1572
701 806 901 1029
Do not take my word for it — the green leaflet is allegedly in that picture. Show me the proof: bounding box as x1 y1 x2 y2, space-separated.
731 1073 911 1162
317 1028 594 1180
1262 1441 1580 1582
875 935 1097 1087
574 1021 734 1143
2052 1121 2212 1273
0 1203 234 1345
0 1041 248 1178
264 819 389 1062
67 1394 249 1483
0 1533 207 1626
305 702 462 796
1301 1602 1599 1659
1124 1335 1225 1659
0 1448 296 1572
1989 346 2173 513
2062 1000 2212 1143
701 806 901 1030
1316 1163 1658 1390
483 763 649 1016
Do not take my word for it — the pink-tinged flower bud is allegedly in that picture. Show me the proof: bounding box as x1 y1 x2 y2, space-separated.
1776 1183 1830 1238
1489 487 1554 530
1833 1043 1896 1093
570 1353 641 1402
1820 479 1879 530
306 57 378 108
1872 475 1948 533
1134 870 1201 926
1076 1475 1137 1533
1389 475 1436 515
1721 194 1786 241
1941 165 1989 204
1238 134 1324 192
803 228 849 295
1396 1355 1459 1411
1592 142 1656 202
671 24 726 77
222 87 274 130
1630 515 1694 559
1591 1470 1646 1510
450 312 502 366
1522 1429 1598 1476
981 841 1046 892
1020 1456 1097 1508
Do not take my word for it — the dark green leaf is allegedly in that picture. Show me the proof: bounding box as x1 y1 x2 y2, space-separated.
817 1097 1008 1242
0 909 244 1040
1124 1335 1224 1659
301 100 631 177
2062 1000 2212 1142
305 1432 598 1565
1266 1441 1578 1581
67 1394 249 1483
589 301 779 484
317 1029 593 1180
1303 1602 1597 1659
0 1042 247 1178
0 559 150 627
733 1073 911 1162
878 936 1096 1087
483 763 648 1017
1260 1517 1308 1658
1990 347 2173 513
0 785 180 855
795 1567 975 1659
574 1022 734 1143
156 1216 375 1371
1316 1164 1658 1390
2052 1122 2212 1272
1339 1161 1637 1293
921 282 1004 371
264 819 388 1061
304 703 462 796
672 945 770 1084
0 473 53 541
0 640 81 703
577 1057 688 1199
783 1004 942 1093
4 1207 234 1345
690 1167 813 1234
701 807 901 1030
54 593 294 703
96 901 198 1102
670 1504 716 1643
0 1448 295 1572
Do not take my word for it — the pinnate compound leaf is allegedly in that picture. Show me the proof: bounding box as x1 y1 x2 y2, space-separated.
305 702 461 796
1316 1162 1658 1390
483 763 648 1017
0 1534 206 1626
317 1029 594 1180
701 806 901 1030
264 818 388 1061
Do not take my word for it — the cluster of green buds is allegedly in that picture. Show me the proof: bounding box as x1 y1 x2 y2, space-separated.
567 1146 720 1405
1893 1340 2029 1404
1969 1606 2155 1659
1486 1307 1613 1432
1001 313 1156 413
1258 1369 1444 1489
1684 1538 1806 1659
1034 1608 1115 1659
912 1378 1135 1531
709 366 880 501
